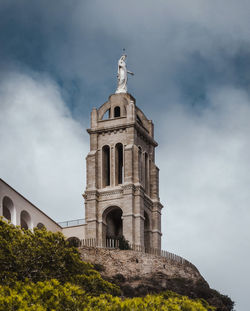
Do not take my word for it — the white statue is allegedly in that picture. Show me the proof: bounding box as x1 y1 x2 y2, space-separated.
115 54 134 94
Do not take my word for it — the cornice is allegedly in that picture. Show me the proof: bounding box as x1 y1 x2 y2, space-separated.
87 122 158 147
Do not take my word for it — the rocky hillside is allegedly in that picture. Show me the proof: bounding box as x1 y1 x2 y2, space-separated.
80 247 234 311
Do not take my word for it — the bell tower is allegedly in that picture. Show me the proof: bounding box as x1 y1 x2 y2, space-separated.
84 92 163 250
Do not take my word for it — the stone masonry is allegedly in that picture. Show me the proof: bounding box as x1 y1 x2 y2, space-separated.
84 93 163 249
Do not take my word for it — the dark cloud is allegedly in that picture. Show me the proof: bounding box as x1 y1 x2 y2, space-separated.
0 1 249 309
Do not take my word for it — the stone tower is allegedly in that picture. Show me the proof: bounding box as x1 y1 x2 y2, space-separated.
84 93 163 250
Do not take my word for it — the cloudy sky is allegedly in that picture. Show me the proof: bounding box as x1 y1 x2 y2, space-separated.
0 1 249 309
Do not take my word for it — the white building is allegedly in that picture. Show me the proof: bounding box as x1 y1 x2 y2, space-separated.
0 178 86 241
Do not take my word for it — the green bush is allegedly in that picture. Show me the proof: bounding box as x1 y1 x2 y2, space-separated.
0 281 215 311
0 218 120 296
118 235 130 250
0 219 216 310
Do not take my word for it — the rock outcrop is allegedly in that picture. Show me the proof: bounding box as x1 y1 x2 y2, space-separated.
80 246 234 311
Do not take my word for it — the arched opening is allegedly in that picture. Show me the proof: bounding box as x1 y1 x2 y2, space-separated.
20 210 32 230
114 106 121 118
138 146 142 183
102 145 110 187
2 196 15 224
102 108 111 120
67 237 81 247
105 207 123 239
36 223 45 230
145 152 149 194
3 205 11 221
144 211 150 251
115 143 123 185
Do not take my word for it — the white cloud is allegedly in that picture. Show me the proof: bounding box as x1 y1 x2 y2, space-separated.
159 86 250 310
1 1 250 309
0 71 88 221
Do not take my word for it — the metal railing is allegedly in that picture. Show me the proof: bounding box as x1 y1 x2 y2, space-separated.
77 238 196 268
58 218 86 228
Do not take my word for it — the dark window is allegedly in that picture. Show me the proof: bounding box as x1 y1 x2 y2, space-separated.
2 196 13 222
102 145 110 187
138 146 142 183
115 143 123 185
114 106 121 117
3 205 11 221
145 153 149 193
20 210 31 230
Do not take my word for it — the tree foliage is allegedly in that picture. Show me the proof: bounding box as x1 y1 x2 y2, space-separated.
0 218 119 296
0 219 216 310
0 281 215 311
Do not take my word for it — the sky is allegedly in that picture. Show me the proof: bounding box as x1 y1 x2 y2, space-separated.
0 1 249 310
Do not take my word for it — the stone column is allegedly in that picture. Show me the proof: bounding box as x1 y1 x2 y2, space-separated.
124 145 133 183
86 150 97 189
151 202 162 249
133 192 144 246
122 185 135 244
85 191 98 240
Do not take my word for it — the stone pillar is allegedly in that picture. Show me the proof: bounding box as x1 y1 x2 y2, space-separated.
151 203 162 249
133 193 144 246
85 191 98 240
86 151 97 189
91 108 98 128
16 209 21 226
122 185 135 244
151 164 159 200
124 145 133 184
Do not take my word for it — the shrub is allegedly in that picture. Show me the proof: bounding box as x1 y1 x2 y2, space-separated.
0 282 215 311
118 235 130 250
0 218 120 296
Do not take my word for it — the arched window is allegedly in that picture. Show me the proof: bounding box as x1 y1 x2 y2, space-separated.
2 196 15 224
145 152 149 194
115 143 123 185
114 106 121 118
20 210 32 230
102 145 110 187
36 223 45 230
138 146 142 183
102 108 110 120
